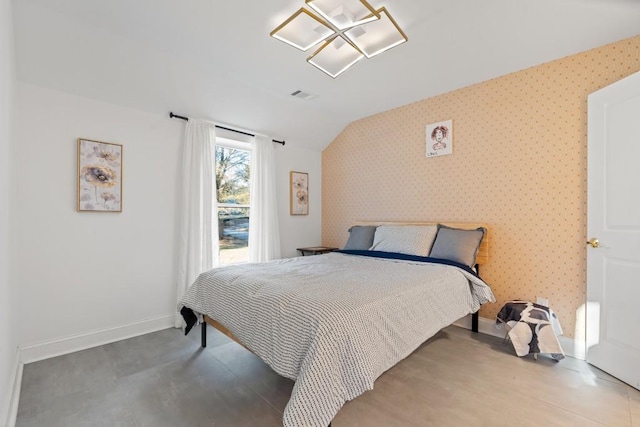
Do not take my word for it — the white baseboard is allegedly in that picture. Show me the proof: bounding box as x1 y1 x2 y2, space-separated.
1 346 22 427
558 335 586 360
5 354 23 427
20 314 175 364
453 314 504 339
453 314 585 360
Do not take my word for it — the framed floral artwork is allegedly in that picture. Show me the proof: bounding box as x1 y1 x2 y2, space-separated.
290 171 309 215
77 138 123 212
426 119 453 157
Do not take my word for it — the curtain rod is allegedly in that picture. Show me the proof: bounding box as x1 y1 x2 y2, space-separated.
169 112 285 146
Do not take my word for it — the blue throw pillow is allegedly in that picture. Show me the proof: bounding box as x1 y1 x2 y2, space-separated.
344 226 377 250
429 225 486 268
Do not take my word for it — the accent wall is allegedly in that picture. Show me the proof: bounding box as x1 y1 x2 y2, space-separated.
322 34 640 339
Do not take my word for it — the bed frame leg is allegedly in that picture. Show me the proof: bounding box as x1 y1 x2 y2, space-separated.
471 311 479 333
201 321 207 348
472 263 480 333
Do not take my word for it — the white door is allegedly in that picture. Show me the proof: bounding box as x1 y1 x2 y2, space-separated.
587 70 640 390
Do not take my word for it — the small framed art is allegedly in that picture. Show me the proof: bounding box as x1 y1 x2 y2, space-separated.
426 119 453 157
290 171 309 215
77 138 123 212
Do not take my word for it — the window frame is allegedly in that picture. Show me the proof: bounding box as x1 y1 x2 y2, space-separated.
215 136 252 265
215 136 252 209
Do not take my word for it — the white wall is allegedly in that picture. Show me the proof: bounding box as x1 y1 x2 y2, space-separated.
13 83 323 362
274 144 322 259
14 83 182 361
0 0 18 424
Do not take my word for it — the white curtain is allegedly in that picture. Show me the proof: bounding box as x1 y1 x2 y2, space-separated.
175 119 219 327
249 135 281 262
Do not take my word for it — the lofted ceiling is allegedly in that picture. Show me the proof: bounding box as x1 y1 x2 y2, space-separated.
12 0 640 151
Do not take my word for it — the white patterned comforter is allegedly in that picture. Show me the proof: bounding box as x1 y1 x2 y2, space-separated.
179 252 495 427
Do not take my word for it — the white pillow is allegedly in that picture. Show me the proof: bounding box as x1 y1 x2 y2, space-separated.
369 225 438 257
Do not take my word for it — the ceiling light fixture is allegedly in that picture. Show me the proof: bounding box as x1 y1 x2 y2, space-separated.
270 0 407 78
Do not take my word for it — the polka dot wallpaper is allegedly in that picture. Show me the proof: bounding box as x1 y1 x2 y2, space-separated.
321 35 640 339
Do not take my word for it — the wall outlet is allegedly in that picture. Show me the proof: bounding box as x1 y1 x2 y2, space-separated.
536 297 549 307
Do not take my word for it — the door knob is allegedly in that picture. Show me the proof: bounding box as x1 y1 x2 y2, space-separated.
587 238 600 248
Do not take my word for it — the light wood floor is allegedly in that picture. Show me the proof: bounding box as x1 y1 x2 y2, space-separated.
16 325 640 426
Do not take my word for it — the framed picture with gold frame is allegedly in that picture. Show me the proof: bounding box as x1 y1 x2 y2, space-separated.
77 138 123 212
290 171 309 215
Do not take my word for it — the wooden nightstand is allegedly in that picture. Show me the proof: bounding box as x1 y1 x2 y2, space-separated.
296 246 339 256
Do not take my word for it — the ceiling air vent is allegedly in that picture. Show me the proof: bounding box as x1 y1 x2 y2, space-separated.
290 90 317 100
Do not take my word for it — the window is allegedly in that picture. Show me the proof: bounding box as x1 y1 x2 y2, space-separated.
215 138 251 265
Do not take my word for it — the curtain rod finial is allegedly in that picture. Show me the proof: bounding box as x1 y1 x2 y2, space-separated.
169 112 189 121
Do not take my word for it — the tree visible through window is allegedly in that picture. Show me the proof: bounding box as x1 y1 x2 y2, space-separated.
215 142 251 265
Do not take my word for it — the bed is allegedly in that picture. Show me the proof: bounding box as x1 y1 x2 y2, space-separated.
179 222 495 427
